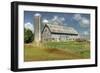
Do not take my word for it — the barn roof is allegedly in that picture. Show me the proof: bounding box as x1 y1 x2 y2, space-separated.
45 24 78 35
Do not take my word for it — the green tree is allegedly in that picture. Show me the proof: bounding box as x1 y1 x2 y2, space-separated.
24 28 34 43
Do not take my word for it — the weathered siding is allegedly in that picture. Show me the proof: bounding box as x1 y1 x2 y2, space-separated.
42 27 51 41
41 25 79 42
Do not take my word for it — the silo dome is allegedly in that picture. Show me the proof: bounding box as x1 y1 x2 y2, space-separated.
34 13 41 16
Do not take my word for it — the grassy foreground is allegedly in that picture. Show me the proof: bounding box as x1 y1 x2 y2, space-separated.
24 41 90 62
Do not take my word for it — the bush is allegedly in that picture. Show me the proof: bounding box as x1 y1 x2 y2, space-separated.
24 28 34 43
75 38 87 42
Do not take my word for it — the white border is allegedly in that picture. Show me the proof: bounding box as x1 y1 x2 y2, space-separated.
18 5 96 68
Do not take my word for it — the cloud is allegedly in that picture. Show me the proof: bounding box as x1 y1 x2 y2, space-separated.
73 14 90 28
60 17 65 21
51 16 65 25
52 16 58 21
52 16 65 21
42 19 48 23
83 31 89 35
80 31 90 40
73 14 82 21
24 22 34 32
79 18 90 28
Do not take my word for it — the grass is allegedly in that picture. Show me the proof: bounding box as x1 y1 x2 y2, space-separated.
24 41 90 62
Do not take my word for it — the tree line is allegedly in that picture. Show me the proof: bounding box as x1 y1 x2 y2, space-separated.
24 28 34 43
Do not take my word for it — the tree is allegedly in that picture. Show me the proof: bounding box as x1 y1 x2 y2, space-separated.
24 28 34 43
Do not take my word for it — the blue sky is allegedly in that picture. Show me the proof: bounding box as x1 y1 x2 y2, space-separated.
24 11 90 38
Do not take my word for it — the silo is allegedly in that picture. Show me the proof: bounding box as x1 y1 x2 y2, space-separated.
34 13 41 43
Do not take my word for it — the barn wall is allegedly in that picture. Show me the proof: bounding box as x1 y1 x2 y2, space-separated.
42 27 51 41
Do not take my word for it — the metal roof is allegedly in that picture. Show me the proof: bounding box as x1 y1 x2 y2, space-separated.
46 24 78 35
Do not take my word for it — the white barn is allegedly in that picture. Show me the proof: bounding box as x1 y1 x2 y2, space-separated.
41 23 79 42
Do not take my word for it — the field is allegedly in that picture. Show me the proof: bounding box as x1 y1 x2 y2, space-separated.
24 41 90 62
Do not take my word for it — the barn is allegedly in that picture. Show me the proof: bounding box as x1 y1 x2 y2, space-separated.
41 23 79 42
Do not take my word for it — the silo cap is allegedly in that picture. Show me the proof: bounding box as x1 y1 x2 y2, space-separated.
34 13 41 16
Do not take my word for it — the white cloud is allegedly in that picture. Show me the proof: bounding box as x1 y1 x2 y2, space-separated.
52 16 58 21
73 14 82 21
42 19 48 23
60 17 65 21
51 16 65 25
24 22 34 32
52 16 65 21
83 31 89 35
79 18 90 28
73 14 90 28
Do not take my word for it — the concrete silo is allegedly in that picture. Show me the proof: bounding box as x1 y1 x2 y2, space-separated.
34 13 41 43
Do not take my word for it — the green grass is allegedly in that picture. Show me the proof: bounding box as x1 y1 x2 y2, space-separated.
24 41 90 62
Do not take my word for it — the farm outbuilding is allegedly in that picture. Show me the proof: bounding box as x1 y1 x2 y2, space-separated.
41 23 79 42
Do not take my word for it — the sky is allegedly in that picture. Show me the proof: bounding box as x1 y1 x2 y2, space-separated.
24 11 90 39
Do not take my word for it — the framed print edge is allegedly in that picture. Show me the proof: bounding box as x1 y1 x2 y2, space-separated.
11 1 98 72
11 2 18 71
